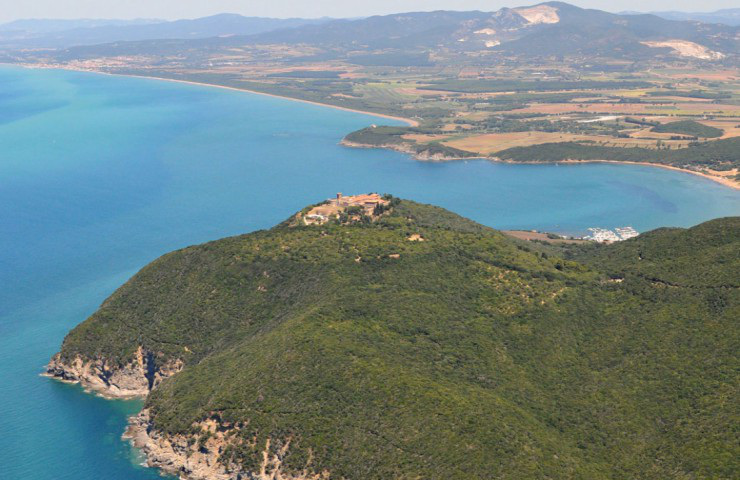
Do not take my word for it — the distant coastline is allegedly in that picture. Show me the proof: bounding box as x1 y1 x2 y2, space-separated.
9 64 419 128
123 74 421 127
341 136 739 190
9 63 737 190
546 159 739 191
147 76 740 188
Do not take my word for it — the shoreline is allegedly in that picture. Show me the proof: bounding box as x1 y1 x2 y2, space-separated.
8 63 737 190
341 139 739 190
11 64 420 127
539 159 739 190
40 372 147 400
42 350 182 400
126 74 421 127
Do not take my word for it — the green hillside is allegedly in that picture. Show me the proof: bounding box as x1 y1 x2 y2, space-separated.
496 137 740 171
54 200 739 479
651 120 724 139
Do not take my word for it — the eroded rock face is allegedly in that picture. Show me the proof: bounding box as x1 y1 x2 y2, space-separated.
46 346 325 479
45 346 183 398
641 40 726 60
513 5 560 25
125 411 328 480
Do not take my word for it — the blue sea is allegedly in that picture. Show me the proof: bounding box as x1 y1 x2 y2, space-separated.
1 65 738 479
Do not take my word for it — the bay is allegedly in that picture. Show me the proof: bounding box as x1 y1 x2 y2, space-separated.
1 65 738 479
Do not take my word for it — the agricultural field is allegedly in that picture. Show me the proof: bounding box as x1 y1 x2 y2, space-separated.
442 132 693 155
221 63 737 183
318 67 738 184
11 25 739 185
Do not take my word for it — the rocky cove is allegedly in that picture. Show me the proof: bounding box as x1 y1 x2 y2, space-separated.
124 411 325 480
45 347 183 398
45 349 317 480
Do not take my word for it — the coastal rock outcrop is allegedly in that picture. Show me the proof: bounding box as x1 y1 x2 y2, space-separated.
45 346 182 398
125 410 326 480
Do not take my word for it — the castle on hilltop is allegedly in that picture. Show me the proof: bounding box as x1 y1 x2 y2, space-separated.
303 193 390 225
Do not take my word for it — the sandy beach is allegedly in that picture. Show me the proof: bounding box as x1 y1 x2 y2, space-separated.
344 135 739 190
14 64 419 127
126 74 421 127
551 159 739 190
10 64 737 190
127 72 737 190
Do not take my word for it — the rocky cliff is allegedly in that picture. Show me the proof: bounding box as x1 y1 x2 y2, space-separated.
46 346 322 479
45 346 182 398
125 411 326 480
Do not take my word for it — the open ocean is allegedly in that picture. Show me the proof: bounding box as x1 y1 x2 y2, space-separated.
1 65 738 479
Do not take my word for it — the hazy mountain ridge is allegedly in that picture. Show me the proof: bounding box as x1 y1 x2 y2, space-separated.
0 14 331 48
0 18 162 34
3 2 737 63
239 2 738 61
630 8 740 27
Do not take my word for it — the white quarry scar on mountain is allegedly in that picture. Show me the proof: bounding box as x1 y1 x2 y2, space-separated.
513 5 560 24
641 40 726 60
474 28 497 35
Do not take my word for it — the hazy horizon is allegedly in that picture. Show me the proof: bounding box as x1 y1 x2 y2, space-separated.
0 0 738 24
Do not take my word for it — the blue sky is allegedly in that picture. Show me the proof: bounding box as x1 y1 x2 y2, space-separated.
0 0 737 23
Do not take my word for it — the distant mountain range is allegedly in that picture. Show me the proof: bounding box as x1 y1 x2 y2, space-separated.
0 18 162 34
3 3 738 64
0 14 331 48
625 8 740 27
243 2 737 60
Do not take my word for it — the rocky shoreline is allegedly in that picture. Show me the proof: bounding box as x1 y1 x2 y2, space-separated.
124 410 235 480
44 347 182 398
124 410 323 480
45 348 320 480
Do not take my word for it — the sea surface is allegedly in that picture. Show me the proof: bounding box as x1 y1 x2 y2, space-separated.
1 65 738 479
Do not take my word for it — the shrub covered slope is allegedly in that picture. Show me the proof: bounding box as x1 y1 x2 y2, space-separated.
56 200 739 479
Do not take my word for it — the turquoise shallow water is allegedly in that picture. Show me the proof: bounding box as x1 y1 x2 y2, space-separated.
1 65 738 479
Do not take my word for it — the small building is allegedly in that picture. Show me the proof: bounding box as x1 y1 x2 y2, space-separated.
303 213 328 225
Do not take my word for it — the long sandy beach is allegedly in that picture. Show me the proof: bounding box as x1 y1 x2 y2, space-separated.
13 64 737 190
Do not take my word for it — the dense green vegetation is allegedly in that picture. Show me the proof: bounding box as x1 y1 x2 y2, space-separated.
574 219 740 287
651 120 724 138
497 137 740 170
343 126 408 146
646 90 733 100
624 117 660 127
344 127 477 158
57 200 739 479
